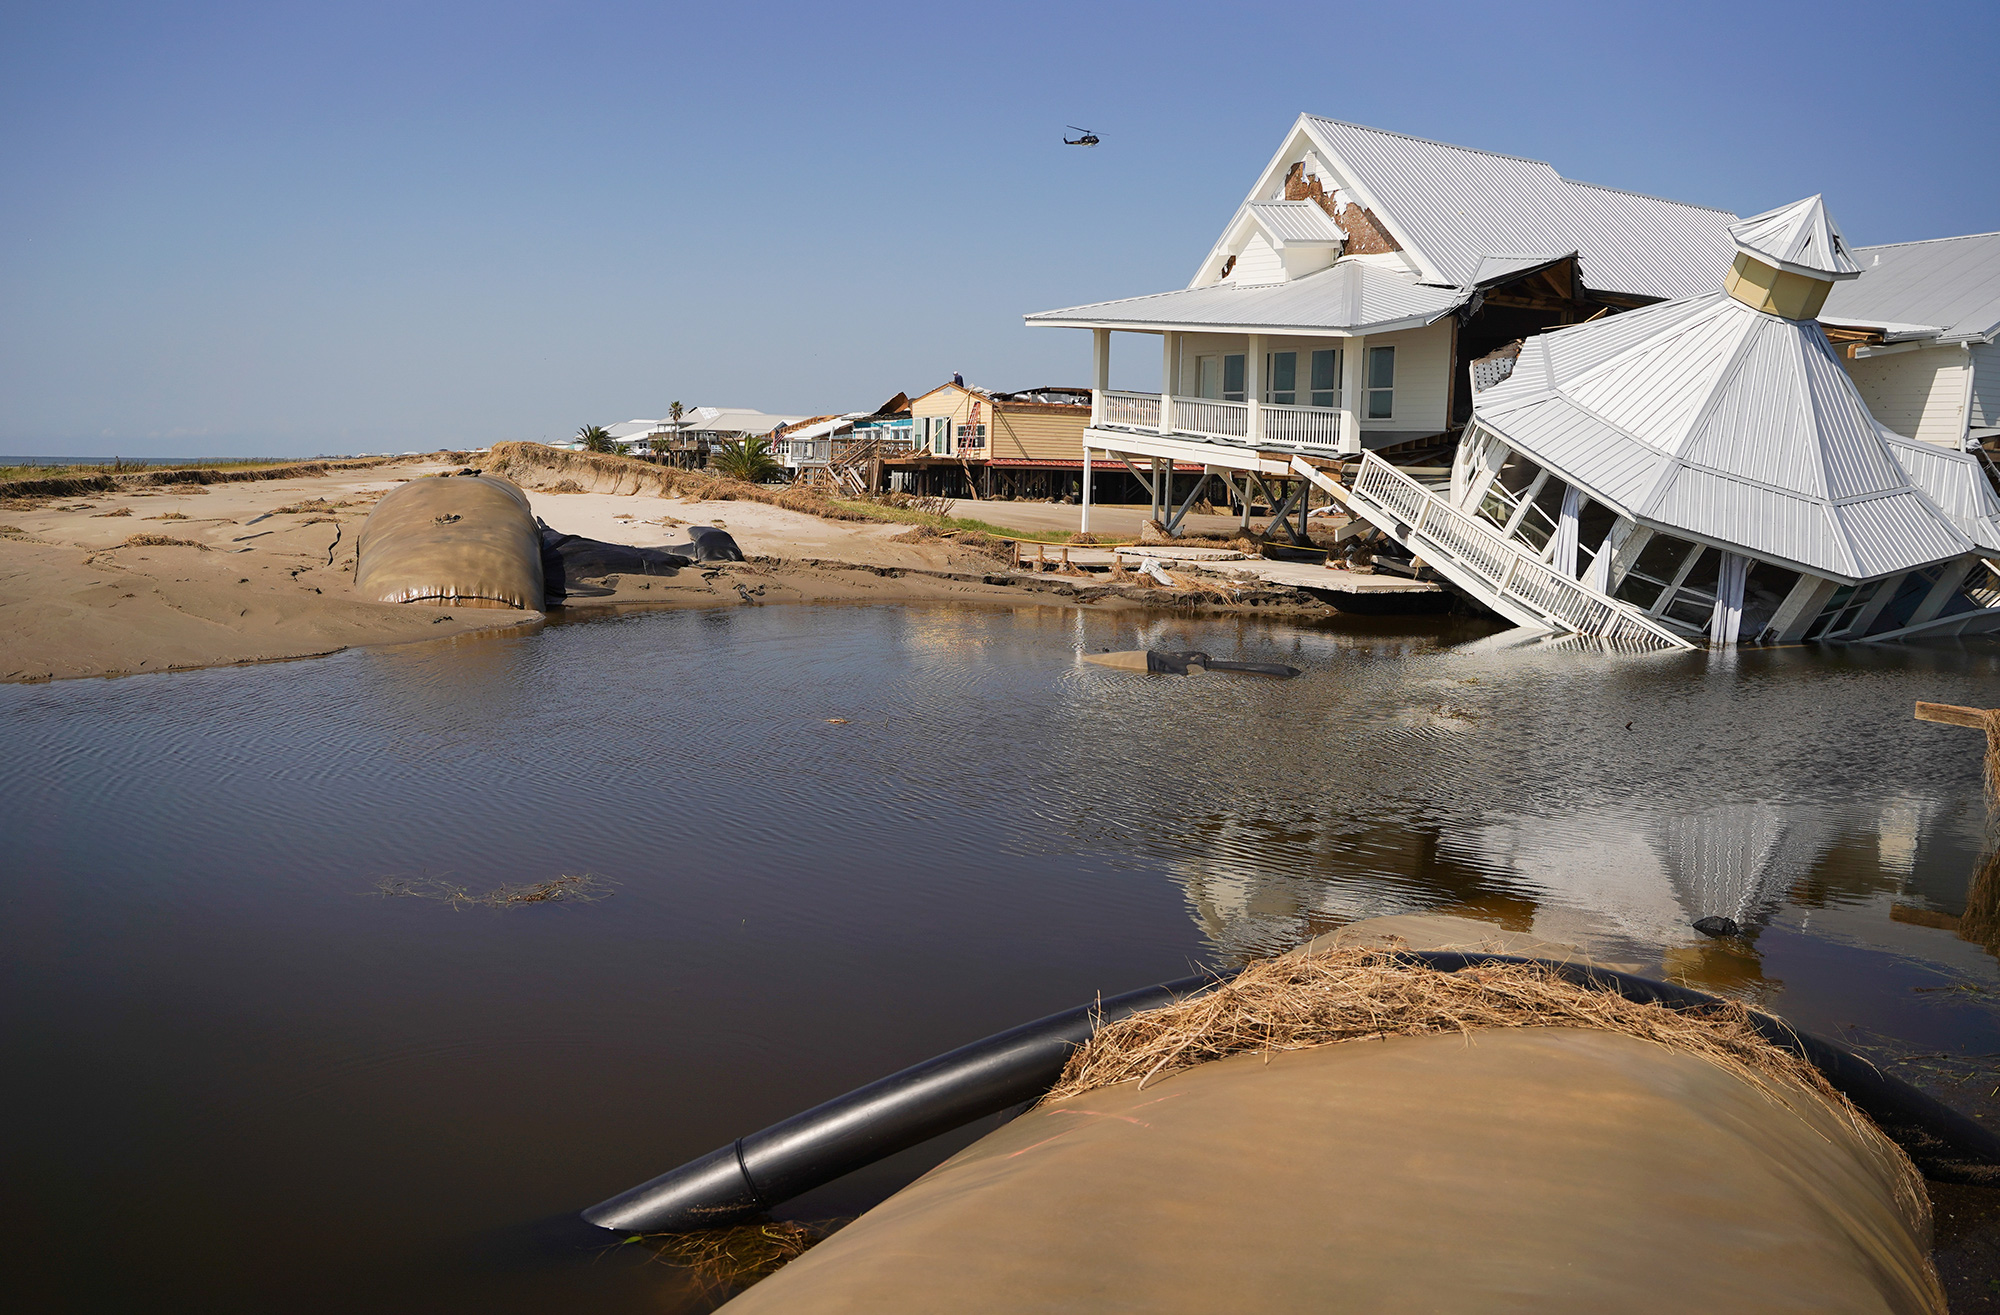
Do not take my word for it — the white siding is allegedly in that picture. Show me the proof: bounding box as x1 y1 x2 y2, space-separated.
1841 344 1969 447
1230 232 1285 285
1971 342 2000 430
1173 322 1452 433
1361 320 1453 434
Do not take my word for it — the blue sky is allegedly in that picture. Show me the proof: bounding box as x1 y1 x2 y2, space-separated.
3 0 1995 456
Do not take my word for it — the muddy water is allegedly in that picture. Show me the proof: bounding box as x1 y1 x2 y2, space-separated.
6 602 2000 1311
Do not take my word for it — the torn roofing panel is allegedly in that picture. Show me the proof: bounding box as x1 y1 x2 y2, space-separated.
1247 200 1347 246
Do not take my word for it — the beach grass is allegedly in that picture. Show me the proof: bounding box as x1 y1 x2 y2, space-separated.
0 457 302 482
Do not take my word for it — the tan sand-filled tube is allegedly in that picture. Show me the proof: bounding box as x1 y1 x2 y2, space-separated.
722 984 1942 1313
353 474 545 609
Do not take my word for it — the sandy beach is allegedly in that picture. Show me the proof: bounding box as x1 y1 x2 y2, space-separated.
1 454 1261 683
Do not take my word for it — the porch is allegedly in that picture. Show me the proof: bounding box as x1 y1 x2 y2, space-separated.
1083 327 1371 457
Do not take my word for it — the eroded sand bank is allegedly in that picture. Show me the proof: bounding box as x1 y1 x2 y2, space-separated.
0 458 1131 682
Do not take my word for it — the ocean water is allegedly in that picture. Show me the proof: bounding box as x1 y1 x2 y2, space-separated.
5 601 2000 1310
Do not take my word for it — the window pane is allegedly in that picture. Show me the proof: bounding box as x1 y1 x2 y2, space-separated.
1223 354 1245 402
1625 532 1696 588
1367 388 1393 419
1739 563 1801 639
1368 345 1395 388
1664 593 1716 628
1677 547 1720 599
1198 356 1221 399
1311 349 1338 392
1271 352 1296 393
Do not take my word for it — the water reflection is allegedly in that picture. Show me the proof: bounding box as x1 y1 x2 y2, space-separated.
5 602 2000 1312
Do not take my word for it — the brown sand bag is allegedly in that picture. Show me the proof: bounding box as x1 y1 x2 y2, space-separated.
722 1027 1941 1314
353 475 544 609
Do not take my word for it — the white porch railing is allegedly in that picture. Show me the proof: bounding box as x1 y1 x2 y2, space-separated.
1094 390 1345 448
1099 389 1160 429
1169 395 1249 440
1347 453 1692 650
1262 402 1341 449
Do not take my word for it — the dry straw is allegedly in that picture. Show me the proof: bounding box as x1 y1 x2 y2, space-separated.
1041 947 1927 1229
637 1219 846 1295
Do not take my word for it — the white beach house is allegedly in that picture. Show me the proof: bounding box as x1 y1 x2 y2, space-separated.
1026 115 1741 539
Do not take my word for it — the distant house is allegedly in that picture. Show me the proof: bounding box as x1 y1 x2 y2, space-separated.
894 383 1095 499
1820 231 2000 451
610 407 809 469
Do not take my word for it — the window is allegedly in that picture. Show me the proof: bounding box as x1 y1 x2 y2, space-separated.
1476 451 1542 532
1310 349 1340 408
1366 345 1395 418
1513 476 1567 553
1266 351 1297 405
1803 578 1887 640
1613 532 1698 611
956 422 987 448
1223 354 1246 403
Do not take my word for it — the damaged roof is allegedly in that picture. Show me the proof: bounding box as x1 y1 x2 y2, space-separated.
1819 231 2000 343
1246 199 1347 246
1473 291 1980 581
1025 261 1464 335
1301 116 1739 301
1729 196 1861 280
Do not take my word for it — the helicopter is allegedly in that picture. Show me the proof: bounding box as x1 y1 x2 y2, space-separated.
1063 125 1100 147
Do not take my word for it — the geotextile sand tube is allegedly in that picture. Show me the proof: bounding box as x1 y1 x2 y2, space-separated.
353 474 545 609
716 951 1950 1314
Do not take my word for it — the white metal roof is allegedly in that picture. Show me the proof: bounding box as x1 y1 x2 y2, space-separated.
1300 116 1738 301
1474 292 1975 581
1820 231 2000 343
1245 200 1347 246
1879 429 2000 551
1728 196 1861 280
1026 261 1465 335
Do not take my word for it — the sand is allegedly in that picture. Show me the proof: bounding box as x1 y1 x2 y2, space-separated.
0 459 1128 683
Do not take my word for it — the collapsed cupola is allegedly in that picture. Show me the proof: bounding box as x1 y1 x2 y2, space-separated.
1723 195 1862 321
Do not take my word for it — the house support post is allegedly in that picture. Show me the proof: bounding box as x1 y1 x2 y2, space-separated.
1246 334 1265 446
1091 328 1111 427
1080 447 1093 534
1338 335 1365 455
1160 332 1179 436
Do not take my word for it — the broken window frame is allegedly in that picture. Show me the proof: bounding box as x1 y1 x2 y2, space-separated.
1803 577 1890 641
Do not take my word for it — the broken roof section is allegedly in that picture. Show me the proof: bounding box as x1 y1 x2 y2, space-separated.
1473 287 1978 582
1299 116 1737 300
1025 260 1464 335
1245 199 1347 247
1821 231 2000 344
1728 196 1861 281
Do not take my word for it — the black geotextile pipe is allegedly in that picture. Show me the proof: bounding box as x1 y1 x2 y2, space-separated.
581 952 2000 1234
581 972 1223 1233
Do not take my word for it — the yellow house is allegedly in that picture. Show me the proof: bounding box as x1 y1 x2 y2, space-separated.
898 383 1097 499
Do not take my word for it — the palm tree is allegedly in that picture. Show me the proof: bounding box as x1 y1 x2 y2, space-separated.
576 424 616 454
712 436 781 483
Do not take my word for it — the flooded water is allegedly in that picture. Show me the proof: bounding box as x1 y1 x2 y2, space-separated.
7 601 2000 1311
